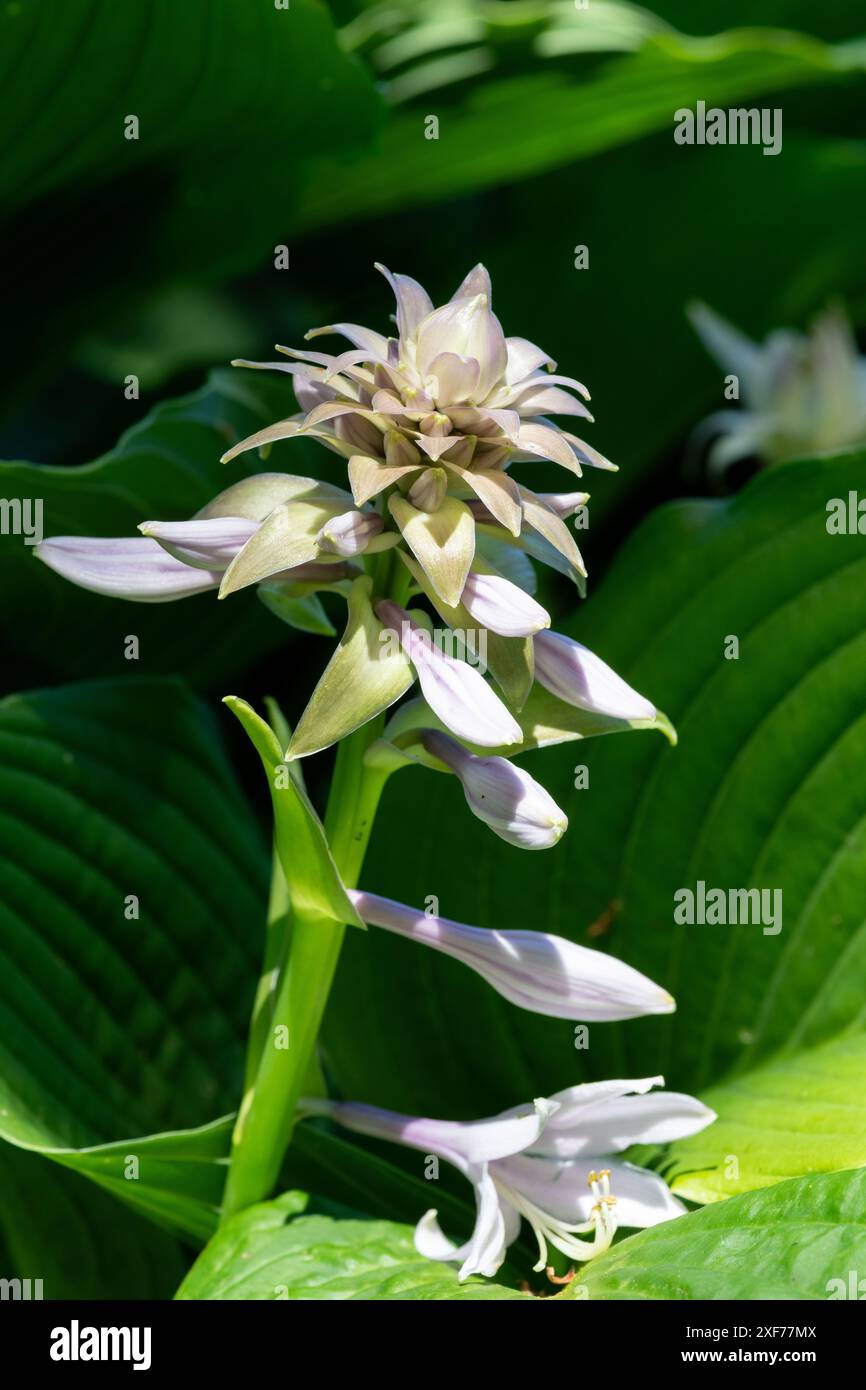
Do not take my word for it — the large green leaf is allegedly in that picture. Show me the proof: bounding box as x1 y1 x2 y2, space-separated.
0 0 380 409
325 451 866 1207
0 1142 186 1300
0 677 267 1235
176 1190 528 1300
577 1168 866 1300
0 370 307 692
0 0 378 215
665 1032 866 1202
298 18 866 230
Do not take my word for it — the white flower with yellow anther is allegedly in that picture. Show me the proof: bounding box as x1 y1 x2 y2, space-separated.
299 1077 715 1282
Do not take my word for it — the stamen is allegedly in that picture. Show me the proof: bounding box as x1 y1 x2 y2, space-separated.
494 1177 619 1271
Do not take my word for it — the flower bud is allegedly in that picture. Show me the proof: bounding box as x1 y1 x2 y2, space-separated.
534 630 656 721
461 570 550 637
408 467 448 514
422 729 566 849
317 510 384 557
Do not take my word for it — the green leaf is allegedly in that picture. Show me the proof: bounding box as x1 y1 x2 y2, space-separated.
224 696 363 929
0 1142 186 1300
50 1117 235 1245
323 449 866 1197
218 485 352 597
1 370 305 691
176 1190 530 1300
576 1168 866 1300
297 21 866 231
0 0 381 407
0 676 267 1234
287 577 415 760
665 1032 866 1202
257 585 338 638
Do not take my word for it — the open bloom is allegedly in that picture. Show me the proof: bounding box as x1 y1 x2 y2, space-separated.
299 1077 715 1281
35 261 672 843
689 301 866 473
348 888 674 1020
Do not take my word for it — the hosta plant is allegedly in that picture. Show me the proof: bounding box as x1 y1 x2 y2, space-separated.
36 263 703 1280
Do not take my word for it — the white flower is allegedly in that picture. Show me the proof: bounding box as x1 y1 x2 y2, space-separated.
36 262 673 842
689 301 866 472
300 1077 715 1281
533 629 657 722
348 888 674 1020
420 728 567 849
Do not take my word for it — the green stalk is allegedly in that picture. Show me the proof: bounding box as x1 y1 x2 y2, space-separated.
241 843 292 1096
220 717 388 1220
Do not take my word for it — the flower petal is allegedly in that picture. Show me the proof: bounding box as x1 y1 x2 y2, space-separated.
138 517 257 570
534 1078 715 1157
305 322 390 356
519 487 586 579
348 887 675 1020
375 262 434 340
560 432 618 472
427 351 481 406
533 630 656 721
300 1094 554 1167
512 384 593 421
504 336 556 384
316 509 386 557
416 295 507 400
415 1169 510 1281
514 421 583 474
492 1153 688 1230
443 461 522 537
35 535 223 601
450 263 492 303
461 569 549 637
388 495 475 607
375 601 522 747
421 729 566 849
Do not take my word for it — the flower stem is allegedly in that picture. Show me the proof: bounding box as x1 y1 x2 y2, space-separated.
220 717 388 1221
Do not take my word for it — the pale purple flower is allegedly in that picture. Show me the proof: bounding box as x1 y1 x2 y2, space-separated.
316 509 385 557
299 1078 715 1280
34 527 351 603
421 729 566 849
347 887 674 1020
223 261 609 601
36 264 674 833
460 570 550 638
35 535 225 602
139 517 258 569
534 629 657 722
375 600 522 749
